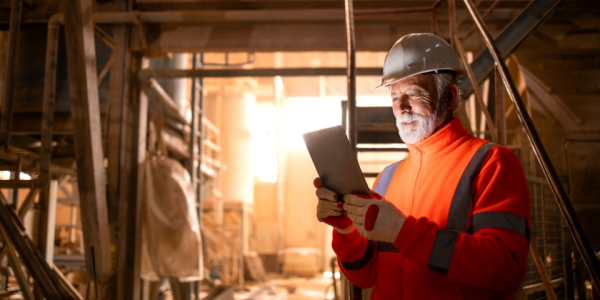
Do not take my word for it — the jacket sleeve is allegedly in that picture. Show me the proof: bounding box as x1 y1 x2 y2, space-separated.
393 146 530 293
332 228 378 288
331 174 384 288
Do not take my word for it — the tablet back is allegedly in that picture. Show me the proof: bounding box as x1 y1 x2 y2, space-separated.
303 126 371 198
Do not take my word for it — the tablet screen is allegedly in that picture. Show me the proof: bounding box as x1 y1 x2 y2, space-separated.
303 126 371 200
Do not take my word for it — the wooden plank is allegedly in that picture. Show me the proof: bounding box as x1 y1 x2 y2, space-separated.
116 55 148 300
63 0 113 291
107 23 129 248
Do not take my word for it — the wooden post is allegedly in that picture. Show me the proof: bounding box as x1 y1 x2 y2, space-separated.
63 0 113 296
116 55 149 300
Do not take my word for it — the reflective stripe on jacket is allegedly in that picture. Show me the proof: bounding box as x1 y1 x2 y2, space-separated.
332 117 530 300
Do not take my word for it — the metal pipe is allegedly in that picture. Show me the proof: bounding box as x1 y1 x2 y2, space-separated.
0 0 24 146
345 0 357 154
356 0 441 16
93 10 346 23
93 8 442 23
462 0 600 292
461 0 502 41
139 68 382 80
494 66 506 145
345 0 360 298
452 34 498 142
448 0 456 48
147 78 190 125
0 13 62 189
455 0 485 27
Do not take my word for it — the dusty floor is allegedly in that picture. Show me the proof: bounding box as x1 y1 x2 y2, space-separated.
160 272 338 300
233 273 339 300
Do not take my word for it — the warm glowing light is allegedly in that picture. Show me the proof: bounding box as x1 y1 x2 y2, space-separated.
251 105 278 183
275 76 284 91
334 272 341 279
0 171 31 180
185 108 192 122
356 96 393 107
281 97 342 149
323 271 333 278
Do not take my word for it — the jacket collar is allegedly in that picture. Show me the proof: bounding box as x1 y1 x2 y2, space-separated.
405 117 472 163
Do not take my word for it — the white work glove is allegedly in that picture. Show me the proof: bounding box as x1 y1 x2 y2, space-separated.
343 192 406 243
314 177 354 234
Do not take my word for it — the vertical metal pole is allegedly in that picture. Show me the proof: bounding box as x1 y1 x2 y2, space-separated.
448 0 456 48
430 9 438 35
189 54 198 190
0 0 23 146
344 0 360 298
463 0 600 292
44 180 58 264
189 53 199 300
494 66 506 145
345 0 357 154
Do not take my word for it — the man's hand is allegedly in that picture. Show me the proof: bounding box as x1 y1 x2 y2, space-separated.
314 177 354 234
343 192 406 243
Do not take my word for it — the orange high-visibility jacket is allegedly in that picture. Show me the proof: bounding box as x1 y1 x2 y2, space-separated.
333 118 530 300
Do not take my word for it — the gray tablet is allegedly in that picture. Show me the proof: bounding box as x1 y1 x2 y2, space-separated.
303 125 371 200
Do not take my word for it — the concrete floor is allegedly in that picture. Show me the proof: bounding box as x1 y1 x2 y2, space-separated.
232 273 339 300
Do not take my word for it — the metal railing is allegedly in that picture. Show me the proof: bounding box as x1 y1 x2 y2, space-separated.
461 0 600 294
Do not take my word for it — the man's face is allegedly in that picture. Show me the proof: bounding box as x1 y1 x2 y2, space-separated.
390 74 447 144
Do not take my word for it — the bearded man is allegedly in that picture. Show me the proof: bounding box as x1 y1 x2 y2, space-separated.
315 33 530 299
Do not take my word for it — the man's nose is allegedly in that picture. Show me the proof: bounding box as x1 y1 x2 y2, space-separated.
396 96 411 115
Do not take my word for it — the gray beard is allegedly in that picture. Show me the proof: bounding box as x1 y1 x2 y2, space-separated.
396 107 447 145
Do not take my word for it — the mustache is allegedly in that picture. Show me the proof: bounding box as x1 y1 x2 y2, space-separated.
397 112 427 123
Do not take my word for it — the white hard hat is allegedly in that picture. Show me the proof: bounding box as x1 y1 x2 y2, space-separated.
375 33 466 89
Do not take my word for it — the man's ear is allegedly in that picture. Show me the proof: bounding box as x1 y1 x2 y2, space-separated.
446 84 460 111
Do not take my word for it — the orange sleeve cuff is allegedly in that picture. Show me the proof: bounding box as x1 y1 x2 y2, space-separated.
333 227 362 244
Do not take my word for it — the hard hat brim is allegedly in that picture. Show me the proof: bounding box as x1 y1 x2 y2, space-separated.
374 68 467 90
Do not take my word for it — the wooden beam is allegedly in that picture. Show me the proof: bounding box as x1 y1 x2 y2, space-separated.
129 22 432 52
116 55 148 300
63 0 113 294
139 67 383 79
4 112 74 135
107 19 129 253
